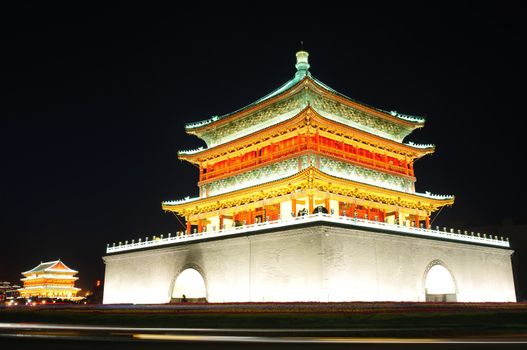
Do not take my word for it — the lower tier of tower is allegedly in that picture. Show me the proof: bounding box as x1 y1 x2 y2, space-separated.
185 194 432 234
102 223 515 304
18 286 80 299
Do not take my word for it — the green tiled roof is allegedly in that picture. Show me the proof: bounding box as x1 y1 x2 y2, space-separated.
22 260 77 275
185 51 425 130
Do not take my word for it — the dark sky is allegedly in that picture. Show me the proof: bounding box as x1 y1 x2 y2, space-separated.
1 3 526 295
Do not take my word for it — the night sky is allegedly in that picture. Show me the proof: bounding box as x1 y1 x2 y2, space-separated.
2 3 526 298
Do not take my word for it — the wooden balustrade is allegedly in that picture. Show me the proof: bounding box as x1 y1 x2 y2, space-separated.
200 136 413 182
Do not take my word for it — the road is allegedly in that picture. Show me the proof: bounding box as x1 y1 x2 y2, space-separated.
1 323 527 349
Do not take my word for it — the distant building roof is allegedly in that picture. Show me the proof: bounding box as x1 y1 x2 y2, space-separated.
22 260 78 275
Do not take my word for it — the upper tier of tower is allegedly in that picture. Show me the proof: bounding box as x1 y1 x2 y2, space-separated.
184 51 426 148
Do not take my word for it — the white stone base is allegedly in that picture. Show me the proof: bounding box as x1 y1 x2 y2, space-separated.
102 224 516 304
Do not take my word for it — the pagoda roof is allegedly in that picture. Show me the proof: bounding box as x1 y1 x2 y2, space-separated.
22 260 78 275
185 62 424 132
179 106 434 164
186 51 425 147
21 275 78 281
162 166 453 216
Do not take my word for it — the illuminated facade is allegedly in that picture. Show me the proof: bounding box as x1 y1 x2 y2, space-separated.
102 51 515 304
18 260 80 300
164 51 453 232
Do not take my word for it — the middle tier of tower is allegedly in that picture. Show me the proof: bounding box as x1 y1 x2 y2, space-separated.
180 108 430 199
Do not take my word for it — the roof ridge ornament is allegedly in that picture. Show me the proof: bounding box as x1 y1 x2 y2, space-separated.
295 50 310 79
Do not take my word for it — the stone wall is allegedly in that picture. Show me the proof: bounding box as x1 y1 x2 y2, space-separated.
103 225 516 303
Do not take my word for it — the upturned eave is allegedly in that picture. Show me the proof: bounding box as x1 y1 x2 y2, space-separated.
185 76 425 141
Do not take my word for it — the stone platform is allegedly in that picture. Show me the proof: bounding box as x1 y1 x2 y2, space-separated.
102 220 515 304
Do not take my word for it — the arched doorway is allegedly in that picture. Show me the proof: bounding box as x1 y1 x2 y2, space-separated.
171 268 207 303
424 262 457 302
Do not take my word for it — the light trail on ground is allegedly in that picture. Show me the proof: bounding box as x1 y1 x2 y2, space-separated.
0 322 424 333
1 323 527 344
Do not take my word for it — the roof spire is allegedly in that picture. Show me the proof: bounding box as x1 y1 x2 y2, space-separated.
295 50 310 79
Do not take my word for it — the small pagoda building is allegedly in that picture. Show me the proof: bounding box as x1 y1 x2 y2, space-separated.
18 260 80 300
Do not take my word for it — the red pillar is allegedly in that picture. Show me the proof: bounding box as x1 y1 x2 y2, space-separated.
186 218 191 235
219 215 224 230
197 220 203 233
308 195 314 214
292 198 297 216
297 135 301 151
366 207 371 220
324 198 330 213
425 216 430 229
414 215 420 228
351 203 356 217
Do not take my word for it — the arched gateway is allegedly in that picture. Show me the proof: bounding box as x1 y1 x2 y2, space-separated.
424 261 457 302
171 268 207 302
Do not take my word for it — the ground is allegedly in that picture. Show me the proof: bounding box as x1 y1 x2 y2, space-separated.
1 302 527 337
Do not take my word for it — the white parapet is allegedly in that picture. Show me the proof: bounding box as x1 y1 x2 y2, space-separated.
106 213 509 254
